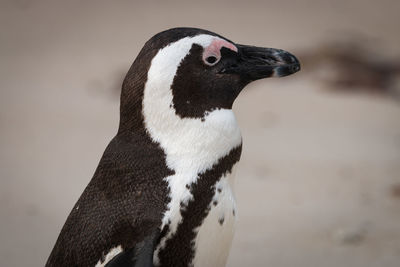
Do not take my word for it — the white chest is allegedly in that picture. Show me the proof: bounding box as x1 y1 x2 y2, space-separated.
192 167 238 267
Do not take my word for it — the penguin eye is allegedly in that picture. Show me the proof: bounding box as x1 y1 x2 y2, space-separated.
206 56 218 64
204 55 220 66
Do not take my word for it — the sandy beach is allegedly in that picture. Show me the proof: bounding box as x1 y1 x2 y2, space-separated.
1 1 400 266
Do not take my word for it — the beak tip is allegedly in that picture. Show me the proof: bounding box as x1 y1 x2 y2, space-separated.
274 62 301 77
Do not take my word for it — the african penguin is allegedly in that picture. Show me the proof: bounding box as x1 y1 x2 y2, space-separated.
46 27 300 267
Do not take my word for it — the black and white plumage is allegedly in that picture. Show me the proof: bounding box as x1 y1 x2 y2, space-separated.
46 27 300 267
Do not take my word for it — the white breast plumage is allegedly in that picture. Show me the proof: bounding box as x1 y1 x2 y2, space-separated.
192 166 238 267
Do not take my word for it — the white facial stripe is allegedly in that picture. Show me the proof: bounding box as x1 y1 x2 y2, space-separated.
143 34 242 264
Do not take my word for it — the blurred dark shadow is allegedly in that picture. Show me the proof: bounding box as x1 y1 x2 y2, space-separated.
299 36 400 100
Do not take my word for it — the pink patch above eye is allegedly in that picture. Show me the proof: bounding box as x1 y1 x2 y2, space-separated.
203 39 238 63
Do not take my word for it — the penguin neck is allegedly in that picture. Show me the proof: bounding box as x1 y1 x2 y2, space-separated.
118 81 242 174
144 100 242 172
141 58 242 174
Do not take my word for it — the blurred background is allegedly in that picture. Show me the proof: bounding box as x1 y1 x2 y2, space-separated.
1 0 400 266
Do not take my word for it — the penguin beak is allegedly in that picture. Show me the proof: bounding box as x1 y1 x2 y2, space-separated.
220 44 300 81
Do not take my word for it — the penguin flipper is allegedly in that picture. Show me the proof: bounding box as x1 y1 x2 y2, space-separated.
105 229 160 267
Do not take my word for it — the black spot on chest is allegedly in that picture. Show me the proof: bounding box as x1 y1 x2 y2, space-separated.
157 145 242 267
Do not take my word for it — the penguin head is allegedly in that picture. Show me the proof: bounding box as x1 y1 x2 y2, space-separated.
119 28 300 131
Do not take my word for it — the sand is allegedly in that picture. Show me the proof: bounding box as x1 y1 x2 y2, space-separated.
1 0 399 266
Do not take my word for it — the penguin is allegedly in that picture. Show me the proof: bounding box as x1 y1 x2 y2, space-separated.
46 27 300 267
